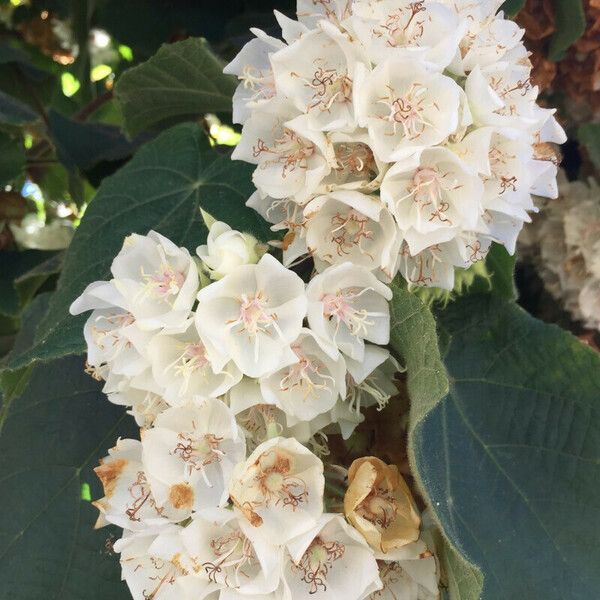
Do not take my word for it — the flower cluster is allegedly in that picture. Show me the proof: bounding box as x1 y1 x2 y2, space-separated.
71 223 397 438
228 0 565 289
520 170 600 331
72 221 439 599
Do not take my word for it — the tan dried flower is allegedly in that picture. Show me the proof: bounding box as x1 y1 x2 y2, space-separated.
344 456 420 555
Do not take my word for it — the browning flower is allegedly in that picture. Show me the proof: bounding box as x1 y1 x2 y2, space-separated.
344 456 421 554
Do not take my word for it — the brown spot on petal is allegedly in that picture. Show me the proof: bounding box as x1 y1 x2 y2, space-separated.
232 497 263 528
94 459 127 498
282 231 296 251
169 483 194 510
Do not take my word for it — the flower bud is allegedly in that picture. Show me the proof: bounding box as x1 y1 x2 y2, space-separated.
196 219 264 280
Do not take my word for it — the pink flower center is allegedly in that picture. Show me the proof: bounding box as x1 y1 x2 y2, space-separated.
236 292 276 336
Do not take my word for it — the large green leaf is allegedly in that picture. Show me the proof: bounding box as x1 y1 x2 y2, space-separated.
4 122 270 371
413 295 600 600
0 353 136 599
549 0 585 59
115 37 236 137
388 280 483 599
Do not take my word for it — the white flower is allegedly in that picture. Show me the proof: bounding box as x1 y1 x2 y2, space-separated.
260 329 346 422
195 253 307 378
271 21 363 131
283 513 382 599
345 345 399 414
398 235 491 290
229 436 324 542
306 262 392 360
111 231 199 330
321 132 386 195
102 371 168 428
82 306 149 376
350 0 465 70
93 438 183 531
224 28 285 124
371 554 439 600
142 400 246 514
355 59 463 162
70 281 151 376
147 319 241 406
296 0 353 28
382 146 484 255
173 508 284 596
465 62 539 131
448 11 523 75
439 0 503 24
71 232 199 331
304 192 401 280
197 220 264 281
233 99 332 203
114 528 186 600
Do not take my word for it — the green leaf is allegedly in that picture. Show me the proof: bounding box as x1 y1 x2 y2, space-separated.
0 89 39 125
4 122 271 372
500 0 526 17
549 0 586 60
0 293 50 419
0 132 24 187
413 295 600 600
0 354 136 599
468 243 517 301
48 109 147 172
578 123 600 170
388 279 483 599
389 277 449 427
0 250 59 318
115 37 236 137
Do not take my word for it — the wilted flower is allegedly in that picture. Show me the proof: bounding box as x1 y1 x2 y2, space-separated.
344 456 421 554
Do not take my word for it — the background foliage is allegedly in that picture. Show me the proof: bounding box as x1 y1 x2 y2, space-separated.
0 1 599 599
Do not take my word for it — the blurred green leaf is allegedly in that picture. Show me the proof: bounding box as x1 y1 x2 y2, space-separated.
578 123 600 169
0 250 58 318
115 37 236 136
500 0 526 17
48 109 147 171
549 0 586 59
0 132 25 186
0 89 38 125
